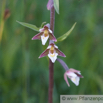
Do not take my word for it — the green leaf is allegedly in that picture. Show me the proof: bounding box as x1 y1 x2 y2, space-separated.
40 22 46 28
57 22 77 42
53 0 59 14
16 21 39 32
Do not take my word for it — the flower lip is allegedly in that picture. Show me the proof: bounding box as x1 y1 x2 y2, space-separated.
48 52 58 63
39 43 66 63
41 35 49 45
64 68 83 87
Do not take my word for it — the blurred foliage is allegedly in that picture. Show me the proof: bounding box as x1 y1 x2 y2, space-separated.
0 0 103 103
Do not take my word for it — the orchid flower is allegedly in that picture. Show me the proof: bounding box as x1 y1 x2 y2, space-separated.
32 24 57 45
39 43 66 63
64 68 83 86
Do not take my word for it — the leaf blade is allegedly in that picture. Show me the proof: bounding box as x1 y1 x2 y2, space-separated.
53 0 59 14
16 21 39 32
57 22 77 42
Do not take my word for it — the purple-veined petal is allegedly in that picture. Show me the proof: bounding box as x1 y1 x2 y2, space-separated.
39 49 49 58
75 72 83 78
64 73 70 87
41 35 49 45
32 32 43 40
55 48 66 57
49 33 57 41
48 52 58 63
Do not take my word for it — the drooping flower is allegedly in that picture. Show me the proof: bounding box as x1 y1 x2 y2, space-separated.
32 24 57 45
39 43 66 63
64 68 83 86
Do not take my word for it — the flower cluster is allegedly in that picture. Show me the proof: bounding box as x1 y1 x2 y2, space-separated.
32 24 66 63
17 0 83 89
31 23 83 86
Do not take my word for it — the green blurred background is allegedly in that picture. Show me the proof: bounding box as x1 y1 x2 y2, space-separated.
0 0 103 103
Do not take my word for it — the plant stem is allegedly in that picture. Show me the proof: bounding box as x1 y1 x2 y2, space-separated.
57 58 69 71
48 4 55 103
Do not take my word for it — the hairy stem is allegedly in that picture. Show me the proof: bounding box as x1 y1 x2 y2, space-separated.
48 5 55 103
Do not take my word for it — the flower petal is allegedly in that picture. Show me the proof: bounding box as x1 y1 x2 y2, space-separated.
54 45 58 48
69 68 80 73
48 29 52 33
41 35 49 45
32 32 43 40
47 45 52 49
64 73 70 87
49 33 57 41
71 76 80 86
44 23 50 29
39 28 44 32
69 68 83 78
75 72 84 78
55 48 66 57
39 49 49 58
67 72 77 77
48 53 58 63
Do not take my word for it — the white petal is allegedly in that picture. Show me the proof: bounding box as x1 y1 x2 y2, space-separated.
67 72 77 77
48 29 52 33
71 76 80 86
54 45 58 48
77 72 81 74
47 45 51 49
48 53 58 63
39 28 44 32
41 35 49 45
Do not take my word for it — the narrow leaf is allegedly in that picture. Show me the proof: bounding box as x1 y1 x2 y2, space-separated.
57 22 77 42
40 22 46 28
53 0 59 14
16 21 39 32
